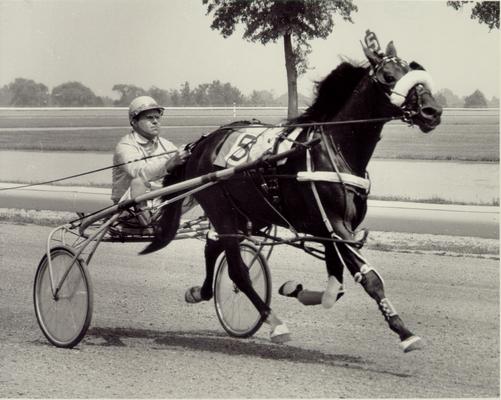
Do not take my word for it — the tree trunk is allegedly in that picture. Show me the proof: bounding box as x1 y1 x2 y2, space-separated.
283 33 298 119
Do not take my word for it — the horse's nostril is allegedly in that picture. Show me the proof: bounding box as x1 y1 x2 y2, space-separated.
421 106 441 119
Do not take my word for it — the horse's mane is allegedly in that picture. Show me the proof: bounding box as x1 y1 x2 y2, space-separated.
292 61 368 124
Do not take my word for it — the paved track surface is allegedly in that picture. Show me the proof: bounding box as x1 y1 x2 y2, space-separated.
0 223 499 398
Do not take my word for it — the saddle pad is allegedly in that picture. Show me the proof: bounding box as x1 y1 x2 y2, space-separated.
213 125 302 168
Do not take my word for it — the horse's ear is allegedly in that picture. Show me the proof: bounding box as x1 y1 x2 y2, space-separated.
385 41 397 57
361 41 381 66
410 61 425 70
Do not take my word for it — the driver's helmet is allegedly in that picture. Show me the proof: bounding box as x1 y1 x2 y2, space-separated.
128 96 165 124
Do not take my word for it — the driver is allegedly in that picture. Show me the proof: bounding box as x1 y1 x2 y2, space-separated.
111 95 189 225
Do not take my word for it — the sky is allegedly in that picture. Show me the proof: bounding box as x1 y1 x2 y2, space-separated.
0 0 499 100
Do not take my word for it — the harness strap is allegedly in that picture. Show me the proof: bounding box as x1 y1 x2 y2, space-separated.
297 171 370 192
306 131 337 238
390 69 435 106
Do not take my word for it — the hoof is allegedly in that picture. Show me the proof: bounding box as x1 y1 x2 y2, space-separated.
184 286 204 304
270 324 291 344
400 335 424 353
322 283 344 309
278 280 303 298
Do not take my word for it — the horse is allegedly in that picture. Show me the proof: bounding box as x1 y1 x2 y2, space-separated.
141 36 442 351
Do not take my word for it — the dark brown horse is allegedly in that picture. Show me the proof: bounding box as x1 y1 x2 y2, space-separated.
142 36 442 351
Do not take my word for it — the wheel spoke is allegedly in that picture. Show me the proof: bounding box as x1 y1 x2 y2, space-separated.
34 247 91 347
215 244 269 337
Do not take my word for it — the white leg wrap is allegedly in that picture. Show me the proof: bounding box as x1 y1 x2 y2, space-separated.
353 263 385 286
379 298 398 318
321 276 344 309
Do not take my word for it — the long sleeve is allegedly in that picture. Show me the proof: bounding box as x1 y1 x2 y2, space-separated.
114 142 170 182
111 132 179 203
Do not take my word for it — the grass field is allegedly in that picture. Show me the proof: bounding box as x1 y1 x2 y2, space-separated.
0 108 498 161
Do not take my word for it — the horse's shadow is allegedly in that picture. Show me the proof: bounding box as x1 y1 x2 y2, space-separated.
80 326 410 378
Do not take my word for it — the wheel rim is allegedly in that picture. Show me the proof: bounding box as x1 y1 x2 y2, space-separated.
35 249 90 345
215 245 269 336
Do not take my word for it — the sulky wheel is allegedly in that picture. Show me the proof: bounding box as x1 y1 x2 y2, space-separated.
213 242 271 338
33 245 93 348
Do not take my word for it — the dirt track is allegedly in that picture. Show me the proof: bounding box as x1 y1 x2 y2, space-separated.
0 222 499 398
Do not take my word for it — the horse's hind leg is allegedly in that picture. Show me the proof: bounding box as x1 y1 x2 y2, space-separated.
220 235 290 343
184 236 223 303
201 235 224 299
195 188 290 342
338 242 423 352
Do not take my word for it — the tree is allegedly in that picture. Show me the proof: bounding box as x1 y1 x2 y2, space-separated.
463 89 488 107
437 88 463 108
7 78 49 106
245 89 277 106
147 86 174 106
206 80 244 105
112 84 146 106
447 1 499 30
193 83 211 106
487 96 499 107
203 0 357 118
51 81 103 106
0 85 12 106
179 81 195 106
434 92 448 108
170 89 181 106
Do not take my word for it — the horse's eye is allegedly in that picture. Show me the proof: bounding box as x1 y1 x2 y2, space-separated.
383 72 396 84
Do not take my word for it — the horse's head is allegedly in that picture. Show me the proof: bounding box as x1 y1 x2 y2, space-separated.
363 35 442 133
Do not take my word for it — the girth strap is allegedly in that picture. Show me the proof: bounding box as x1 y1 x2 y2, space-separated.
297 171 370 192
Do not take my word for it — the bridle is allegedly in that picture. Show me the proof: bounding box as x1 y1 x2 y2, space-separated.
369 55 434 125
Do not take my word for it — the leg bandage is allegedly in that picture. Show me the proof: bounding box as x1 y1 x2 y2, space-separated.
379 298 398 320
353 263 385 286
321 275 344 309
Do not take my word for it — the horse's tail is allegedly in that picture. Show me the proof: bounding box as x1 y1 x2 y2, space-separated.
139 166 186 255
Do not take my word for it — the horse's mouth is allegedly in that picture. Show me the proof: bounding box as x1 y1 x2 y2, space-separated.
417 116 441 133
419 123 438 133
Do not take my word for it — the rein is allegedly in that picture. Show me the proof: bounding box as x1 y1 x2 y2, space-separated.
0 116 402 193
0 150 178 191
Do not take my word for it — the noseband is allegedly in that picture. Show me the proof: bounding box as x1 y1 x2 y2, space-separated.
371 57 435 124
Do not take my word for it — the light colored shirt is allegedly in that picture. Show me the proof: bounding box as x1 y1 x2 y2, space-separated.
111 130 178 203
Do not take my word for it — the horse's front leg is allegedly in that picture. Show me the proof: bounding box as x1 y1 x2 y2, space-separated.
278 242 345 307
339 243 423 352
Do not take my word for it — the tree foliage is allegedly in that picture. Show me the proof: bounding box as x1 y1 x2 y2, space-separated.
247 89 278 106
447 1 499 29
112 84 147 106
148 86 174 107
463 89 488 107
434 92 448 107
436 88 464 108
0 85 13 105
203 0 357 118
52 81 103 106
7 78 49 106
